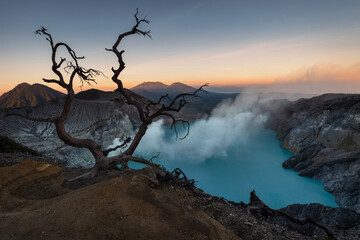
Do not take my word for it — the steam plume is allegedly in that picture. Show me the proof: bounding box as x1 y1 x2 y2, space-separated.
132 94 268 163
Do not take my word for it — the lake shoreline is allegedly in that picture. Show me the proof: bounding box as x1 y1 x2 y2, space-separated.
134 125 338 209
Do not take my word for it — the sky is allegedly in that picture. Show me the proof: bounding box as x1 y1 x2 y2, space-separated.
0 0 360 94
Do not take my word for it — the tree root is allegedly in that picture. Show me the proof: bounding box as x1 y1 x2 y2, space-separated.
170 168 195 189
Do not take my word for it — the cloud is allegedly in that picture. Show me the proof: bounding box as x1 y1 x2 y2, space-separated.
277 61 360 83
240 61 360 95
132 94 268 164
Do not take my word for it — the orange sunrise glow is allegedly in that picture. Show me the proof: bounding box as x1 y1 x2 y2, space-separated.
1 1 359 95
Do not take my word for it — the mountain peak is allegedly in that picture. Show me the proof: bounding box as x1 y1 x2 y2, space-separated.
130 81 200 102
167 82 195 92
169 82 187 86
131 82 168 91
13 82 31 90
131 81 196 92
0 83 65 108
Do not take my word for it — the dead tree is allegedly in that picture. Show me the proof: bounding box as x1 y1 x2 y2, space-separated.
6 9 206 180
105 9 207 155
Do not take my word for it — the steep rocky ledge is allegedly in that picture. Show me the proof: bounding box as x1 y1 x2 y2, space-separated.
268 94 360 213
278 203 360 239
0 90 137 167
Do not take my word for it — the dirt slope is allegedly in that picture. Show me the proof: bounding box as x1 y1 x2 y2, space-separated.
0 160 240 240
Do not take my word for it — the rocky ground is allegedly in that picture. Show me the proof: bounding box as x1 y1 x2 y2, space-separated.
1 153 360 239
268 94 360 213
277 203 360 239
0 160 240 240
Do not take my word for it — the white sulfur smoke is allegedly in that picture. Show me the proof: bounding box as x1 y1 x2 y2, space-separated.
130 93 268 164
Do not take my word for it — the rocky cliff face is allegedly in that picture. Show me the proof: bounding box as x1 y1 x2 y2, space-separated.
0 90 137 167
271 94 360 213
278 203 360 240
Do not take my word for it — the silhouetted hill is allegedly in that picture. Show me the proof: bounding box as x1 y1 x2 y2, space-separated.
167 82 196 93
131 82 196 99
0 83 65 108
131 82 238 115
75 88 119 101
131 81 168 91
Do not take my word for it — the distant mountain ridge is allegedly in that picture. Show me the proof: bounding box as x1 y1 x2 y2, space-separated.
0 83 65 108
131 81 238 115
131 82 196 98
130 81 236 98
131 81 169 91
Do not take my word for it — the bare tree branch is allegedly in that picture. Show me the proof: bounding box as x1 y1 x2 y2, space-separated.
42 78 63 86
168 84 208 109
149 152 160 163
35 27 101 92
171 168 195 189
58 57 66 68
157 112 190 140
149 84 209 119
102 137 132 156
144 94 170 117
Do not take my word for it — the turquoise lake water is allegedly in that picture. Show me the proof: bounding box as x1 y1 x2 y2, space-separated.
133 127 338 209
